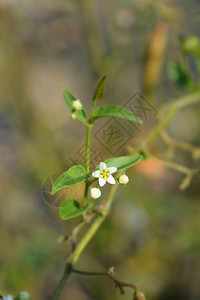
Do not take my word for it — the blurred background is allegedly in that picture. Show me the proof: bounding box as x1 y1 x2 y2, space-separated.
1 0 200 299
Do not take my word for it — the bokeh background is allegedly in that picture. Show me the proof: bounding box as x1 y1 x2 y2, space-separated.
1 0 200 299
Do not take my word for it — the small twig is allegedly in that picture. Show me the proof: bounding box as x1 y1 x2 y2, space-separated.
128 145 200 190
71 221 87 252
152 154 200 176
58 213 94 252
128 92 200 190
72 267 138 298
134 92 200 151
153 153 200 189
77 118 93 128
152 154 200 189
160 129 200 159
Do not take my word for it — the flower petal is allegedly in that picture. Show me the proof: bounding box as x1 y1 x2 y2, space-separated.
107 167 117 174
106 175 115 184
99 178 106 187
92 170 100 178
100 162 107 170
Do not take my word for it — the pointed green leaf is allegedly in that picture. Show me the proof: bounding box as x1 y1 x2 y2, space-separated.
62 88 75 110
59 198 94 220
96 155 142 171
93 75 107 101
91 105 143 123
51 165 90 194
167 62 198 92
62 88 87 121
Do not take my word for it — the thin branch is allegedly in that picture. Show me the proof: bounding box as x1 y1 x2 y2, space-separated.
52 264 73 300
160 129 200 159
128 92 200 190
68 184 118 266
77 118 93 128
159 92 200 115
152 154 200 176
152 154 200 190
134 92 200 150
58 213 94 252
72 267 138 298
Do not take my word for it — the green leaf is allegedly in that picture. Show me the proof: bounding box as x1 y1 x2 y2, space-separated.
93 75 107 101
51 165 90 194
167 62 198 92
182 36 200 56
62 88 75 110
62 88 86 121
76 108 87 122
59 198 93 220
91 105 143 123
96 155 142 171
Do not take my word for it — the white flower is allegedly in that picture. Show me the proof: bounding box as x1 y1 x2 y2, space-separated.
91 187 101 199
92 162 117 187
72 99 83 110
119 174 129 185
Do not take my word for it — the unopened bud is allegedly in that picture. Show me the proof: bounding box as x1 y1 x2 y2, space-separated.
72 99 83 110
135 291 146 300
108 266 115 276
19 292 30 300
57 235 65 243
71 113 78 120
91 187 101 199
119 174 129 185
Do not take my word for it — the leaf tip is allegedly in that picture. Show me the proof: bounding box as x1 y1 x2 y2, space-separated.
51 187 56 195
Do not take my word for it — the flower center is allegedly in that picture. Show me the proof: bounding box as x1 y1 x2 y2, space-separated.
100 169 110 180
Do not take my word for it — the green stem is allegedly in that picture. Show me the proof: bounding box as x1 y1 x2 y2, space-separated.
86 126 92 173
78 118 92 128
52 265 72 300
84 98 96 200
68 183 118 265
52 184 118 299
83 179 89 206
84 120 93 205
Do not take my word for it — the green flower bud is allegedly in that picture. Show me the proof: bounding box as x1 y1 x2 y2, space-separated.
19 292 30 300
72 99 83 110
135 291 146 300
91 187 101 199
71 113 78 120
119 174 129 185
